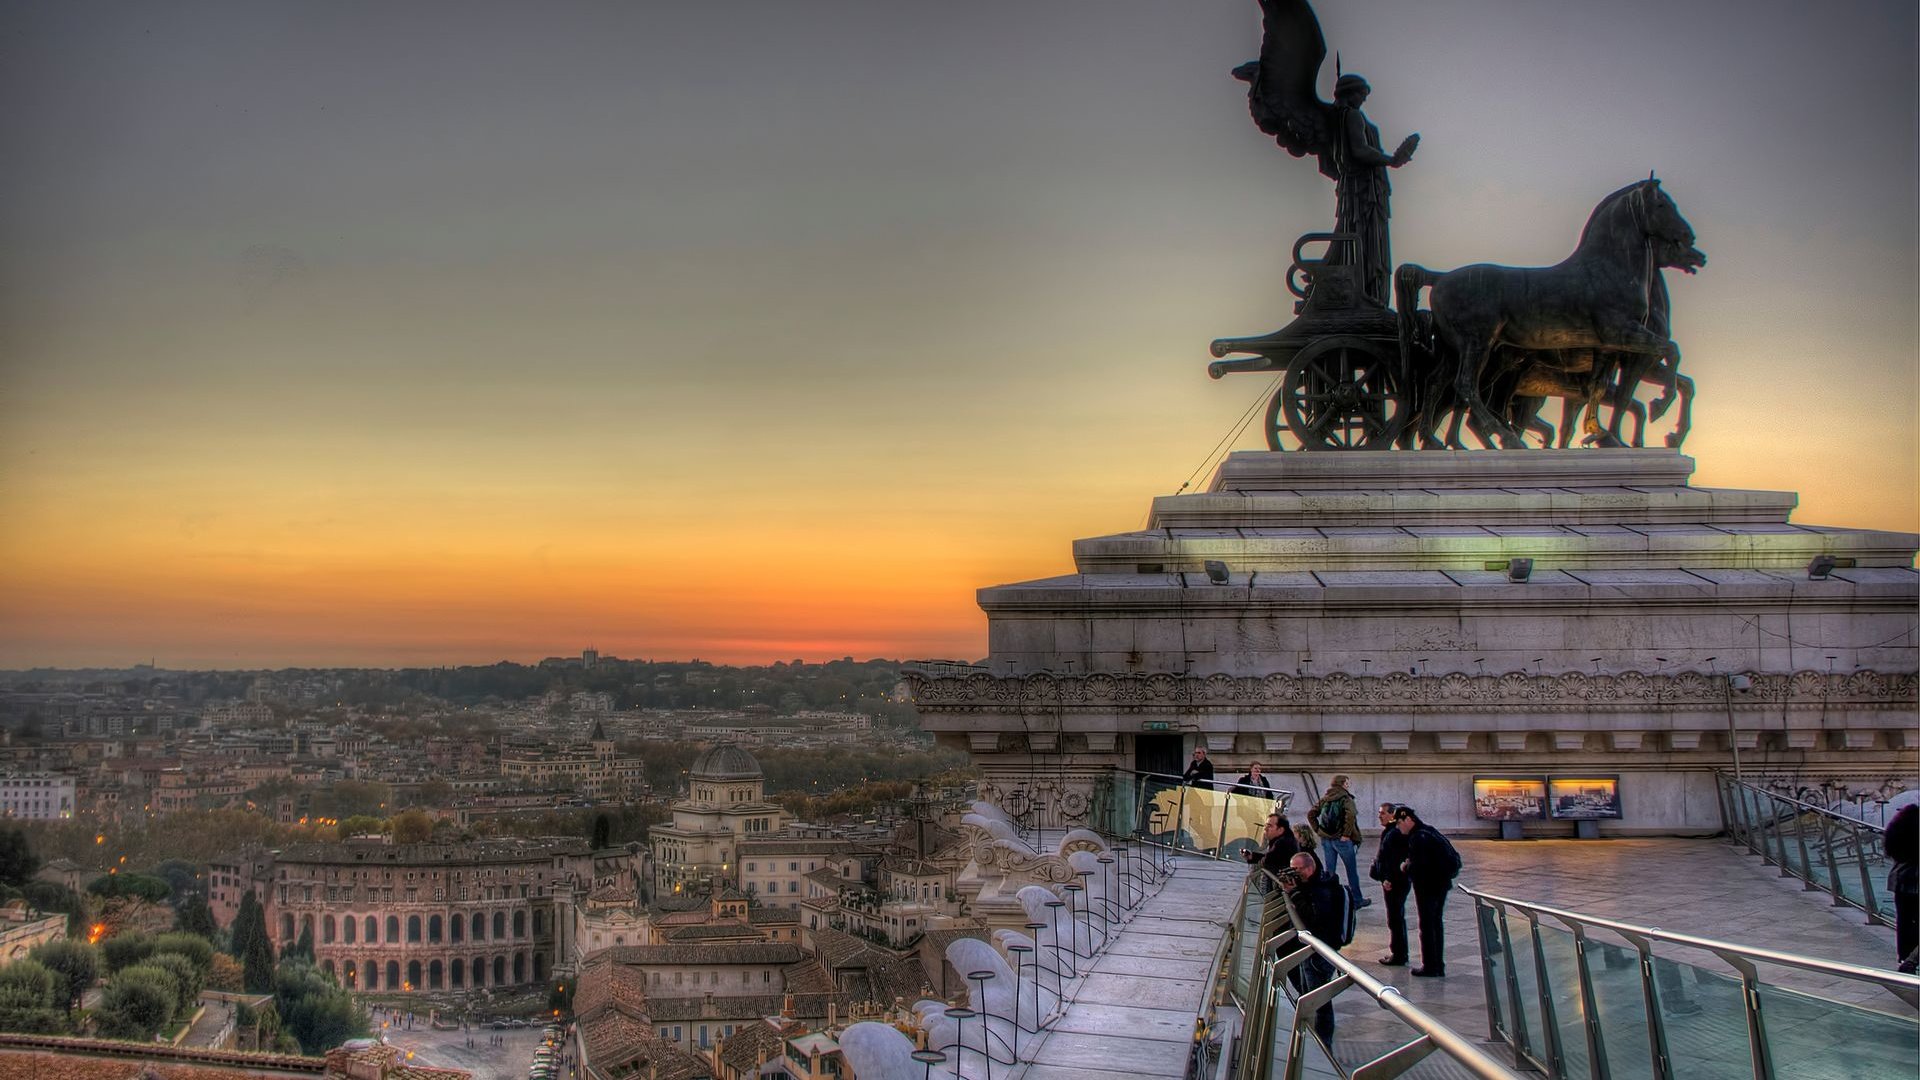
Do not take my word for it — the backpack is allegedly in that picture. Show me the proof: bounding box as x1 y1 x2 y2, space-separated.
1314 793 1347 837
1332 883 1356 947
1431 830 1463 881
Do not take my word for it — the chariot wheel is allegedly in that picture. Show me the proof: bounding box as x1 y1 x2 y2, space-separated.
1267 335 1406 450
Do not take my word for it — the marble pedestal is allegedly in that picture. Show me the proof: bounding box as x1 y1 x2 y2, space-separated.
907 450 1919 836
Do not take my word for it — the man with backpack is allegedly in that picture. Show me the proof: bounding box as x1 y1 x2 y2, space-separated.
1393 806 1463 977
1308 775 1368 908
1279 850 1350 1046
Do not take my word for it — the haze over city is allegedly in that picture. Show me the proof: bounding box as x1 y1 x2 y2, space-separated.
3 0 1915 669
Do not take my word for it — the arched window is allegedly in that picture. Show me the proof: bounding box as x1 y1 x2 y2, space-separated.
343 916 356 944
533 910 544 936
472 913 485 941
451 958 464 988
365 916 378 942
534 953 547 981
451 915 463 942
322 915 336 944
301 915 314 940
386 961 399 990
514 911 526 939
513 953 526 984
471 958 484 988
406 960 421 990
428 959 443 990
493 912 506 939
387 916 399 943
281 914 295 941
343 961 357 987
428 915 443 943
493 955 506 985
322 959 334 979
407 915 422 943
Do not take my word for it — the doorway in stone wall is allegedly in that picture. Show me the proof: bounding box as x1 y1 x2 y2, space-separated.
1134 733 1182 778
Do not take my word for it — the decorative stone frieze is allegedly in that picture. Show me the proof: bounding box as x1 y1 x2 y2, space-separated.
903 668 1918 715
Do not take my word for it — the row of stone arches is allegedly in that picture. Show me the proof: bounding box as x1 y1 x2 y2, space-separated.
318 951 544 991
281 909 541 947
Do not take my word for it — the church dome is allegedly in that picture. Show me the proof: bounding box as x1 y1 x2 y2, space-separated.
690 743 763 781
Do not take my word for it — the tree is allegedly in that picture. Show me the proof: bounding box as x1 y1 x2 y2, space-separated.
243 923 275 993
230 891 261 958
100 932 155 974
390 809 434 844
285 923 314 962
88 873 171 903
0 828 38 887
273 960 367 1053
144 953 202 1017
152 933 215 981
28 940 99 1012
94 967 177 1040
174 896 218 940
208 953 246 992
0 958 66 1034
591 813 611 849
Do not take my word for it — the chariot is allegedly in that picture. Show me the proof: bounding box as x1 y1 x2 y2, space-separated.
1208 232 1415 451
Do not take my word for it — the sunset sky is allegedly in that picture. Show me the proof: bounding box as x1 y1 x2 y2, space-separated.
3 1 1915 669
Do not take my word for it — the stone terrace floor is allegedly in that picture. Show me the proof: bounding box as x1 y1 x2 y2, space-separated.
1048 837 1906 1079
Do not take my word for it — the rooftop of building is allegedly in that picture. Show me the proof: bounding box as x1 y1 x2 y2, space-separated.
272 837 590 866
689 742 761 781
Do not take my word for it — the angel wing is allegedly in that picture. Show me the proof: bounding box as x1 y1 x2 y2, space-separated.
1232 0 1337 179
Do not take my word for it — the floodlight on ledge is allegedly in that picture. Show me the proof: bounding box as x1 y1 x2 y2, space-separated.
1507 558 1533 583
1204 560 1230 585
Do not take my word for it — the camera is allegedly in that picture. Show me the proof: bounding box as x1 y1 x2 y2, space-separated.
1273 867 1303 889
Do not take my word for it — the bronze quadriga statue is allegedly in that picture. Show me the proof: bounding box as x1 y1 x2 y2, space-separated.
1209 0 1704 451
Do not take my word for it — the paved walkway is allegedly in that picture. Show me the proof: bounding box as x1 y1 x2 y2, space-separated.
1015 855 1247 1080
1322 837 1908 1074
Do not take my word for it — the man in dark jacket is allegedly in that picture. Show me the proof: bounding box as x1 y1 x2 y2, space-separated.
1180 746 1215 788
1887 803 1916 974
1368 801 1411 966
1244 812 1300 884
1280 851 1345 1045
1394 805 1458 976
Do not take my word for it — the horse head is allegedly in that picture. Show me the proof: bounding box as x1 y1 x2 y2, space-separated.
1654 234 1706 275
1632 180 1696 251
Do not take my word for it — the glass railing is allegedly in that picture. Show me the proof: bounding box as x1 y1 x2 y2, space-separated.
1214 867 1525 1080
1465 885 1920 1080
1089 768 1293 862
1714 771 1895 926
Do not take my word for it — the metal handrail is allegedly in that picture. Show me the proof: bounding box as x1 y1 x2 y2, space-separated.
1715 770 1894 927
1224 868 1526 1080
1718 771 1890 835
1461 886 1920 994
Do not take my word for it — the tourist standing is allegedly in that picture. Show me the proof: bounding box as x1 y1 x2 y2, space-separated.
1369 802 1411 966
1887 803 1916 974
1232 762 1274 796
1310 775 1367 907
1181 746 1216 788
1394 806 1462 977
1279 851 1347 1046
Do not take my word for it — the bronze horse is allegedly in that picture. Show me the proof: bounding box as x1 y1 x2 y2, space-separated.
1396 179 1701 449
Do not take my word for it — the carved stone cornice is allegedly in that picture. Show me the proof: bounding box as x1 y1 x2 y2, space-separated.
902 668 1917 713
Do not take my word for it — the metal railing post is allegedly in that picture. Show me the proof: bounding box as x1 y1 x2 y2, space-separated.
1566 926 1611 1080
1853 820 1882 924
1524 912 1567 1079
1815 811 1846 908
1723 956 1776 1080
1494 904 1536 1070
1625 932 1675 1080
1474 897 1507 1045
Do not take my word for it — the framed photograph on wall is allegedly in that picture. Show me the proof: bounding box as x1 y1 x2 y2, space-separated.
1548 776 1622 819
1472 776 1547 821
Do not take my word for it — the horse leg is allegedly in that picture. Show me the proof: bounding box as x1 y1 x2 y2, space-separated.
1556 397 1582 448
1664 373 1695 448
1455 347 1523 449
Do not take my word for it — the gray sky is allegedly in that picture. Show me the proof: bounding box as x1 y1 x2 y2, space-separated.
1 1 1915 666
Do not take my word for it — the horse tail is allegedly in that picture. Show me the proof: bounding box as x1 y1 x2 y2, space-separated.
1394 264 1434 361
1396 263 1442 434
